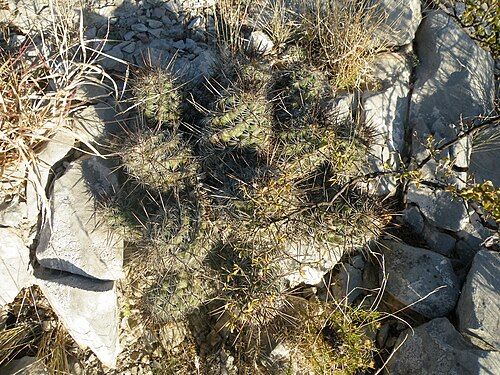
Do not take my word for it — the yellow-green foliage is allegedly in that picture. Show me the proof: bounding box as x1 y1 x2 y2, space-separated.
452 180 500 222
132 67 181 125
121 130 198 192
454 0 499 58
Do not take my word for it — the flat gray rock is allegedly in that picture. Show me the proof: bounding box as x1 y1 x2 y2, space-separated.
362 52 411 195
406 183 469 232
457 250 500 350
387 318 500 374
469 126 500 187
0 228 32 307
37 156 123 281
36 268 120 368
410 10 495 168
379 240 460 318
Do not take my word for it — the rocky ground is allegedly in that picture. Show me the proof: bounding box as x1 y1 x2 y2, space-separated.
0 0 499 374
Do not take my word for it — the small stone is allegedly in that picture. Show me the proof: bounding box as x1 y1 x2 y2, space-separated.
247 30 274 55
123 31 136 41
122 41 136 54
147 19 163 28
187 16 203 29
153 6 166 19
131 23 148 32
184 38 196 52
172 39 185 50
148 28 163 38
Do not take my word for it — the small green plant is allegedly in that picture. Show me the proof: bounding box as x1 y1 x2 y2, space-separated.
131 67 182 125
121 129 198 193
448 180 500 222
447 0 499 58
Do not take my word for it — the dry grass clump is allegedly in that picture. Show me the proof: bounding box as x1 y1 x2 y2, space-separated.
0 4 115 204
295 0 388 90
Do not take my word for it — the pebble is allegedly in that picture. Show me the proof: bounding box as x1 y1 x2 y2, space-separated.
188 16 203 29
147 19 163 28
131 23 148 32
148 28 163 38
122 42 137 54
153 6 166 19
123 31 136 41
172 40 185 50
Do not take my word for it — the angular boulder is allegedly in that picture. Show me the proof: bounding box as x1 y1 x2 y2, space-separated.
0 228 32 307
372 0 422 47
36 268 120 368
362 52 411 195
469 126 500 187
387 318 500 374
406 183 469 232
457 250 500 350
379 240 460 318
410 10 495 167
36 156 123 281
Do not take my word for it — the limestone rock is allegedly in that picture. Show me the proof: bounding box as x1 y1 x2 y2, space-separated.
0 228 32 307
329 262 364 304
247 30 274 55
379 240 460 318
372 0 422 47
469 126 500 187
26 129 75 226
457 250 500 350
410 10 494 168
406 183 468 232
283 240 344 287
0 356 48 374
0 196 27 228
387 318 500 374
36 268 120 368
362 52 411 195
36 156 123 281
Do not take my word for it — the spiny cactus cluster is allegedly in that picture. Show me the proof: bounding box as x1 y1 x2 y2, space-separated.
121 129 197 193
131 67 181 125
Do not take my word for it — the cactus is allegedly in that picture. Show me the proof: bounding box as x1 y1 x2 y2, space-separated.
121 129 198 193
142 269 211 324
274 65 331 127
202 88 273 153
131 67 181 125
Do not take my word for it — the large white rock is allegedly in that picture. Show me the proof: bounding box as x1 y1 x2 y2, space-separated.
36 156 123 281
410 10 495 168
36 268 120 368
362 52 411 195
0 228 33 307
457 250 500 350
379 240 460 318
371 0 422 47
387 318 500 374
